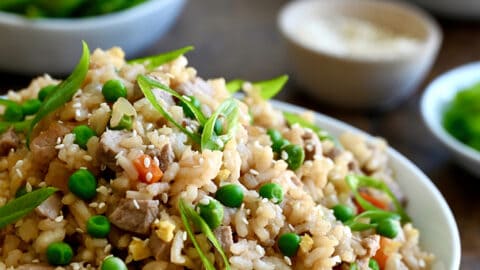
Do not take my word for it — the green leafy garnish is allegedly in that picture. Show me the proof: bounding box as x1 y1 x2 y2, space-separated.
27 41 90 147
0 119 32 134
283 111 335 142
344 210 400 231
201 98 239 151
128 46 194 71
179 199 230 270
137 75 206 125
346 174 410 222
137 75 201 143
226 75 288 100
0 187 57 229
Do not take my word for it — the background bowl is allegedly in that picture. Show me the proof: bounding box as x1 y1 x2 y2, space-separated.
274 100 460 270
278 0 441 109
0 0 187 75
421 61 480 177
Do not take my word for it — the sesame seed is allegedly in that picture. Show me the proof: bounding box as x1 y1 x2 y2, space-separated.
83 155 93 161
305 144 314 151
98 202 106 209
55 144 65 150
281 150 289 160
56 137 62 144
15 168 23 178
182 231 187 241
115 150 125 159
161 193 168 204
54 216 64 222
25 182 32 192
242 218 249 225
146 123 154 130
249 169 259 175
133 199 140 209
104 244 112 254
153 156 160 167
79 166 87 170
147 144 155 150
72 102 81 108
146 172 153 182
75 228 84 233
31 259 40 263
132 129 137 137
143 157 151 168
284 256 292 266
288 224 295 231
89 202 99 208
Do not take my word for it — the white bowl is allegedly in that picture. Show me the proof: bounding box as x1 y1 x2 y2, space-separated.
421 62 480 177
278 0 442 109
273 100 460 270
409 0 480 19
0 0 187 75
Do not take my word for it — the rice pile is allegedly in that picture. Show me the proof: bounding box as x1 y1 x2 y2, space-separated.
0 47 433 270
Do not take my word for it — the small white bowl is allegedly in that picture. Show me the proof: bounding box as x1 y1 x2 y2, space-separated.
278 0 442 109
0 0 187 75
421 62 480 177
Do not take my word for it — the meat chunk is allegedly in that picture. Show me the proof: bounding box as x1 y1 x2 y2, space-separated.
30 122 73 168
44 159 74 193
148 232 170 260
360 235 380 258
214 226 234 252
109 199 159 235
35 193 62 219
99 130 129 170
146 144 174 172
302 130 322 161
0 128 19 155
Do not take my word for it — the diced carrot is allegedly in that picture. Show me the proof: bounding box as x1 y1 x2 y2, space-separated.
133 154 163 184
355 191 389 213
374 236 394 269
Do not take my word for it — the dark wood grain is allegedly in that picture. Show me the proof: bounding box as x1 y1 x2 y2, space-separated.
0 0 478 268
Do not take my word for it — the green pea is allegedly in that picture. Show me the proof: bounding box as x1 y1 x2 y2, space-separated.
369 258 380 270
4 103 24 122
267 128 282 144
214 118 223 135
332 204 355 222
46 242 73 266
376 218 400 239
87 215 111 238
181 95 201 119
267 129 289 153
101 256 127 270
259 183 284 204
38 85 56 101
73 125 96 149
277 232 301 257
198 199 224 230
282 144 305 170
68 168 97 200
111 114 133 131
215 184 244 208
102 79 127 102
21 99 42 115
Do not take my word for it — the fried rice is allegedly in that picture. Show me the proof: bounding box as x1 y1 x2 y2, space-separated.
0 45 433 270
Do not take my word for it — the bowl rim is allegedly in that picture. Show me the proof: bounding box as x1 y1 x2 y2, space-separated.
277 0 442 63
273 99 461 270
0 0 175 29
420 61 480 164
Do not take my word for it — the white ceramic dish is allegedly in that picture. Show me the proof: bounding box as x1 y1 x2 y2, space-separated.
421 62 480 177
0 0 187 75
278 0 442 109
273 100 460 270
409 0 480 19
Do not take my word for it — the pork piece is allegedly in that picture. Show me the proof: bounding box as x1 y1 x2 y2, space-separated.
35 193 62 219
17 265 54 270
214 226 234 252
146 144 174 172
302 130 322 161
149 232 170 260
99 130 129 170
45 159 73 193
30 122 73 168
0 128 19 155
109 199 159 235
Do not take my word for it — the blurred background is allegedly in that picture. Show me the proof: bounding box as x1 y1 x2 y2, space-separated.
0 0 479 268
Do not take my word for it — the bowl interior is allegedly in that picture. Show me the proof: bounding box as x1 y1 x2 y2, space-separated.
421 62 480 166
273 100 461 270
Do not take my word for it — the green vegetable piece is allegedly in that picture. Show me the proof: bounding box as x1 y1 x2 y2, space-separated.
0 187 57 229
179 199 230 270
73 125 96 149
259 183 284 204
137 75 203 143
27 41 90 147
356 210 401 224
225 79 244 93
101 256 128 270
278 232 301 257
15 185 28 198
201 98 239 151
198 199 224 230
215 184 244 208
254 74 288 100
376 218 400 239
46 242 73 266
87 215 111 238
0 0 32 10
0 119 32 135
350 263 359 270
283 111 336 142
214 118 223 135
4 103 24 122
128 46 194 71
282 144 305 170
68 168 97 200
345 174 411 222
267 129 289 153
111 114 133 131
21 99 42 115
38 85 56 101
102 79 127 102
369 258 380 270
180 95 201 119
332 204 355 222
347 222 376 231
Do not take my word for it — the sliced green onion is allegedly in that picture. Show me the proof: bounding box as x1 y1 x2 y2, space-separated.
201 98 239 151
226 75 288 100
128 46 194 71
283 111 336 142
226 79 244 94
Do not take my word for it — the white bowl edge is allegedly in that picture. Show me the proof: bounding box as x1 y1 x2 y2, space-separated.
272 100 461 270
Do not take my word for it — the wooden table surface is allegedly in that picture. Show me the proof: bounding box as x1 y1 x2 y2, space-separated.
0 1 478 269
